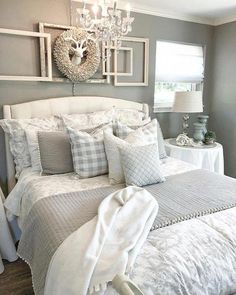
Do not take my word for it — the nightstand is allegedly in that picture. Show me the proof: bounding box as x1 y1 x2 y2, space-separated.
164 138 224 175
0 187 17 274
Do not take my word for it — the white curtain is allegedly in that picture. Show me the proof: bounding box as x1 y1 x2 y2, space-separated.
155 41 204 83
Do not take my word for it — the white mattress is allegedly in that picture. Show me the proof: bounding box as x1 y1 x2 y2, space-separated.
4 157 196 228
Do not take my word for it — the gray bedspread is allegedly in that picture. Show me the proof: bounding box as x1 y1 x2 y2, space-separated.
17 169 236 295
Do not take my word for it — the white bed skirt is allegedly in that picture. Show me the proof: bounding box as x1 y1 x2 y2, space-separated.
0 190 18 273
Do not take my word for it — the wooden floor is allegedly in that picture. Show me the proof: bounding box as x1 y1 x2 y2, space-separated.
0 259 34 295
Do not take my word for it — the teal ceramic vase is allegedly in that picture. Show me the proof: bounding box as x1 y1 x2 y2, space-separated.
197 115 209 135
193 122 205 142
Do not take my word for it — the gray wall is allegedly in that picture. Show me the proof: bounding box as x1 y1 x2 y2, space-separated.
0 0 214 193
209 21 236 178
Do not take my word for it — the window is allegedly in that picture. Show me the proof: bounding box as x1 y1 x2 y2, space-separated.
154 41 205 112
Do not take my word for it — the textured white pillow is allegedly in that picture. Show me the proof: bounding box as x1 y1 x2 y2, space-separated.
0 117 59 177
119 143 165 187
60 108 146 130
114 119 157 141
115 119 167 159
113 108 145 125
60 109 115 129
104 121 158 184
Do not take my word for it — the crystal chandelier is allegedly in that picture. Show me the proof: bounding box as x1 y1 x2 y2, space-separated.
78 0 134 51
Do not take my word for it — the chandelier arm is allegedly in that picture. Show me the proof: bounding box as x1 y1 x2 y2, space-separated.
77 0 134 57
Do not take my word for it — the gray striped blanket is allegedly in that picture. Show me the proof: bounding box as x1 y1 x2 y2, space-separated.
17 169 236 295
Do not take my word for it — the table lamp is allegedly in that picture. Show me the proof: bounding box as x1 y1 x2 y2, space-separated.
172 91 203 135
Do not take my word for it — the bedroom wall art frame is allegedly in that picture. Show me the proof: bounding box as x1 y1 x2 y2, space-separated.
0 28 52 81
102 46 133 77
114 37 149 87
39 22 110 84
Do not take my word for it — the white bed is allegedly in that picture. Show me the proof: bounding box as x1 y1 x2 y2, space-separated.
3 96 236 295
3 95 195 231
3 96 149 239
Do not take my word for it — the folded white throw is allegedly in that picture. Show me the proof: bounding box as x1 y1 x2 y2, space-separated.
44 186 158 295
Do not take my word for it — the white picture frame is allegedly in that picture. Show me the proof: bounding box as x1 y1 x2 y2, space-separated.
114 37 149 87
102 46 133 76
0 28 52 81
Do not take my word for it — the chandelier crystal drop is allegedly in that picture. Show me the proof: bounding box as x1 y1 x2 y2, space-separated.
78 0 134 54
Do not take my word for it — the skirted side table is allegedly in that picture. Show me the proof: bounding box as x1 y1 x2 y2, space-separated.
164 138 224 175
0 187 18 274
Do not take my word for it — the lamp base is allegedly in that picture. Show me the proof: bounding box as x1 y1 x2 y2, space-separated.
182 114 190 135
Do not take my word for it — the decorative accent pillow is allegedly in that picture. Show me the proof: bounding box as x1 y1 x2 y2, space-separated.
113 117 151 136
60 109 115 129
67 124 112 178
60 108 146 130
0 117 59 177
119 143 166 187
113 108 145 125
27 124 108 173
38 131 73 175
115 119 158 143
104 122 158 185
115 119 167 159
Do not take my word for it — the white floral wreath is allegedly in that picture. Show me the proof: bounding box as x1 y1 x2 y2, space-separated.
54 28 100 82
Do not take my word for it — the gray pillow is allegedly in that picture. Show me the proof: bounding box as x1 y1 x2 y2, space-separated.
119 143 166 187
38 131 74 175
115 119 167 159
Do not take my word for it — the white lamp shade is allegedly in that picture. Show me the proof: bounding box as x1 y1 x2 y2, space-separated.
172 91 203 113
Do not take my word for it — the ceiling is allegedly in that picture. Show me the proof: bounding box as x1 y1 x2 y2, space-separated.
119 0 236 25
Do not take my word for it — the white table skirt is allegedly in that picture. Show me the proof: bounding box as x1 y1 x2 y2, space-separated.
165 139 224 175
0 189 18 274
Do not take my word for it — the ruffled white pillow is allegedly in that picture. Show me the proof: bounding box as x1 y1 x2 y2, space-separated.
0 117 60 177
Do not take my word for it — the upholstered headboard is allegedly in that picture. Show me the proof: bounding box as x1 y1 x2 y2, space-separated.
3 96 149 192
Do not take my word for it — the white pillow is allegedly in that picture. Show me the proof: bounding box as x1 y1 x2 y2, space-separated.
115 119 167 159
104 120 158 184
119 143 165 187
25 130 42 172
113 108 145 125
0 117 59 177
60 109 115 129
60 108 146 130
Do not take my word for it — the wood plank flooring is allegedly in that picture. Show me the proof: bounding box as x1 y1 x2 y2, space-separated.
0 259 34 295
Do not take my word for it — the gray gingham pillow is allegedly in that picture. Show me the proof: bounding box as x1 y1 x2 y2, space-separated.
67 124 112 178
115 119 167 159
119 143 166 187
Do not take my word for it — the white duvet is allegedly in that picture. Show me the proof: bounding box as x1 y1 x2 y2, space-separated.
43 187 236 295
102 206 236 295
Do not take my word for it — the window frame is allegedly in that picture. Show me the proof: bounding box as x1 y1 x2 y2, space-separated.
153 40 206 113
